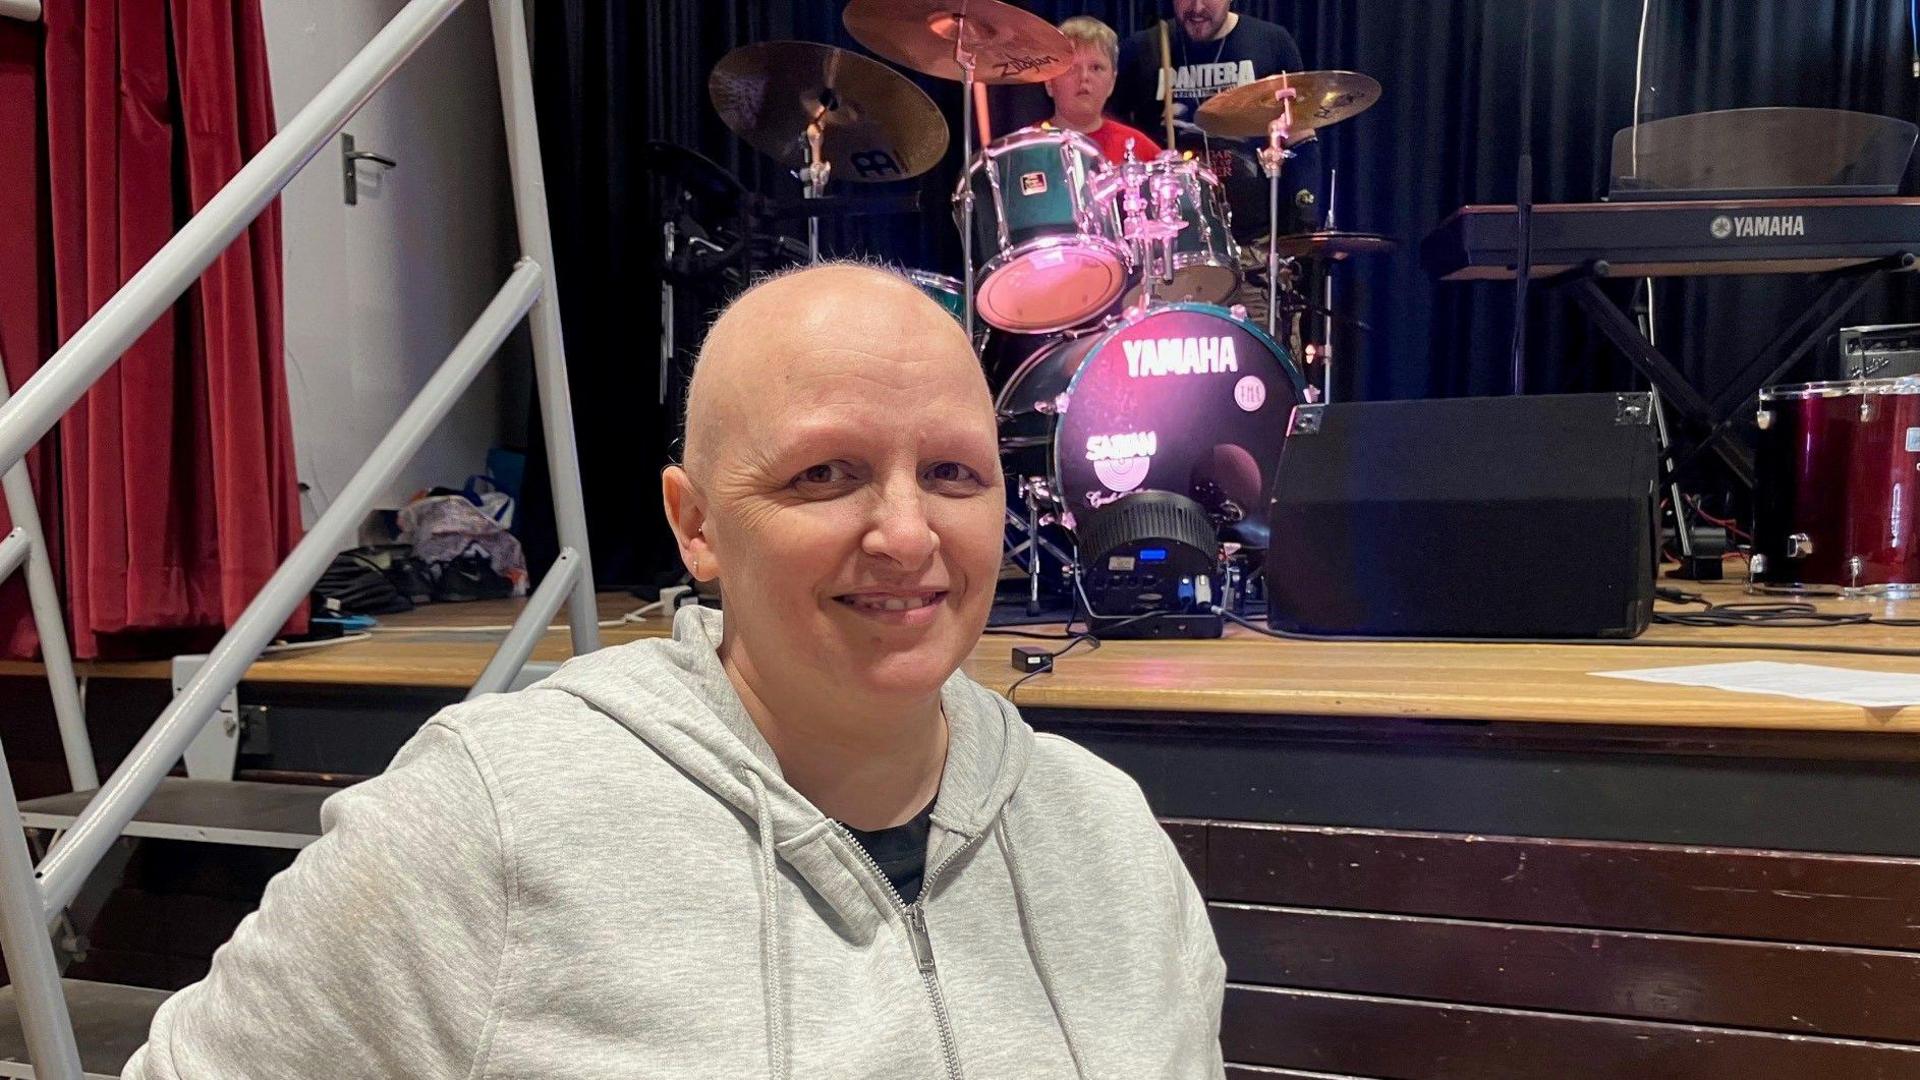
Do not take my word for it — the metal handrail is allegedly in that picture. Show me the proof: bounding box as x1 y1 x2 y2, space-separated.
0 529 26 582
0 363 96 792
0 1 605 1074
468 546 581 699
489 0 601 657
34 260 545 917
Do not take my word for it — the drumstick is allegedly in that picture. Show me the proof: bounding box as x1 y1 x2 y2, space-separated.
972 81 992 148
1158 20 1175 147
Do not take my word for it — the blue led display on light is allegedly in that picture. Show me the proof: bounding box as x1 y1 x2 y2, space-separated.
1138 548 1168 562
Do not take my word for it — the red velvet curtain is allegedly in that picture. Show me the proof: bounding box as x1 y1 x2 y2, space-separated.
0 0 303 660
0 18 61 660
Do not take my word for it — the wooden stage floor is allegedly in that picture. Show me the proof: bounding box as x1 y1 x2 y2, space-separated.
9 570 1920 735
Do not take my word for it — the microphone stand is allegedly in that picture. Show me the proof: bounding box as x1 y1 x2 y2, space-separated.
1509 0 1536 394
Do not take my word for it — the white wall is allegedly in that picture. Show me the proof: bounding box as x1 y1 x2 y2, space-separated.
262 0 529 526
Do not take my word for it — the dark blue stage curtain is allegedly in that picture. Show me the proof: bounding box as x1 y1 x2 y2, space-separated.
518 0 1920 587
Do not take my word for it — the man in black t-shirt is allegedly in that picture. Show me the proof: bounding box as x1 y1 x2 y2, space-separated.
1111 0 1322 244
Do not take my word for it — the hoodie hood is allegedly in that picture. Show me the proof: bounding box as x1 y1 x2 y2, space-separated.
535 605 1034 937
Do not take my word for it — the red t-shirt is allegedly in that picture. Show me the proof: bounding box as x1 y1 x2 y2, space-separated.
1080 118 1163 163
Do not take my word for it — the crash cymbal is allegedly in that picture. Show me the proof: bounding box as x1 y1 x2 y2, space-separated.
843 0 1072 84
1195 70 1382 140
1269 230 1397 261
709 41 949 182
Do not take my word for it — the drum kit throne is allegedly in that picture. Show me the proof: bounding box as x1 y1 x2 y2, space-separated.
706 0 1390 611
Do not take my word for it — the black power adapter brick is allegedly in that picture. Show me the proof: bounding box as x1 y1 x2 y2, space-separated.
1011 646 1053 674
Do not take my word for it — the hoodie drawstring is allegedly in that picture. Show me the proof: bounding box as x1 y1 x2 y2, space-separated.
997 802 1090 1079
744 770 791 1080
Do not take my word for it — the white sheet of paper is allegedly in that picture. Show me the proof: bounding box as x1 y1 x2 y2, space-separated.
1593 661 1920 708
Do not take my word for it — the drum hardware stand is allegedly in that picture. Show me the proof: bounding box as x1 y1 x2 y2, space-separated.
1316 167 1338 403
1650 389 1721 580
1257 79 1299 340
659 220 676 405
796 117 831 264
1005 477 1073 616
1117 154 1186 294
954 25 981 342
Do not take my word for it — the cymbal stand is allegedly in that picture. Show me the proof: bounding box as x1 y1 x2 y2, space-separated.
1256 81 1297 339
1319 166 1337 402
955 25 980 340
798 117 830 263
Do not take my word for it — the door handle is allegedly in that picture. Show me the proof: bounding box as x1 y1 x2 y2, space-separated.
342 133 398 205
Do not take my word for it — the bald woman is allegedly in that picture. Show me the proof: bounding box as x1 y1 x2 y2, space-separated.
126 263 1227 1080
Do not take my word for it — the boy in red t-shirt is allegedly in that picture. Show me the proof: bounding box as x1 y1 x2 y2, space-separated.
1043 16 1162 164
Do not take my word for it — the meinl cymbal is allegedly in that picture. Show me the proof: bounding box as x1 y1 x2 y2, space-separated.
1195 70 1383 140
842 0 1072 84
709 41 950 183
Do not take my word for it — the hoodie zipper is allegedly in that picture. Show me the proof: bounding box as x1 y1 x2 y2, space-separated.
834 821 981 1080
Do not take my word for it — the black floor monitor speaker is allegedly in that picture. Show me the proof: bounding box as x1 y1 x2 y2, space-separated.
1266 393 1659 639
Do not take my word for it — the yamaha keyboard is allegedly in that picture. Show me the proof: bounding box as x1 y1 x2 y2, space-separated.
1423 196 1920 281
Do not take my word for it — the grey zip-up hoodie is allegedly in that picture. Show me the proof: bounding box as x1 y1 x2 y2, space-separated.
124 607 1226 1078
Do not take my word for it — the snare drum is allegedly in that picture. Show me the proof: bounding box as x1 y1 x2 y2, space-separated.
996 302 1307 536
1753 377 1920 595
957 128 1129 334
1093 153 1242 306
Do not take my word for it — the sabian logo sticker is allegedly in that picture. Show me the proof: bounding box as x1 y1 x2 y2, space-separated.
1020 172 1048 196
1711 214 1806 240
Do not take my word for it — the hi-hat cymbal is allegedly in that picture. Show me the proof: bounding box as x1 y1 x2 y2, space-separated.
1195 71 1382 140
709 41 949 182
843 0 1072 84
1269 230 1397 261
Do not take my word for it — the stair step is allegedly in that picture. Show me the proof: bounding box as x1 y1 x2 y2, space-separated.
0 979 170 1078
20 778 336 850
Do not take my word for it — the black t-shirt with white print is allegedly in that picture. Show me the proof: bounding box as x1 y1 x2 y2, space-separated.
1112 14 1323 240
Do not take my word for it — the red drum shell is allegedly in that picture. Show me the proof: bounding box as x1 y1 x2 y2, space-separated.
1753 378 1920 592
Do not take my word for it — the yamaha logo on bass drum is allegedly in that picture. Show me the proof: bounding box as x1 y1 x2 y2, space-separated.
1710 214 1807 240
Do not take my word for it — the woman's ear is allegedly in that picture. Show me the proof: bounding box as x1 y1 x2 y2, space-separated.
661 465 716 580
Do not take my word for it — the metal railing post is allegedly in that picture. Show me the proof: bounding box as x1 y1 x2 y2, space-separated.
0 732 81 1080
0 0 473 477
467 547 580 699
33 263 545 917
0 528 27 581
489 0 602 657
0 362 97 791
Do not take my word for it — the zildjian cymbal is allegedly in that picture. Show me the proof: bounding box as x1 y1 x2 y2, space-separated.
1195 70 1382 140
709 41 949 182
842 0 1072 84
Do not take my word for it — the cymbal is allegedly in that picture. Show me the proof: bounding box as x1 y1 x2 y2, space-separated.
709 41 949 182
843 0 1072 84
1195 71 1382 140
1269 230 1397 261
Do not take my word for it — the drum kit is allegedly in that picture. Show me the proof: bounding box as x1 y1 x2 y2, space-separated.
703 0 1391 610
